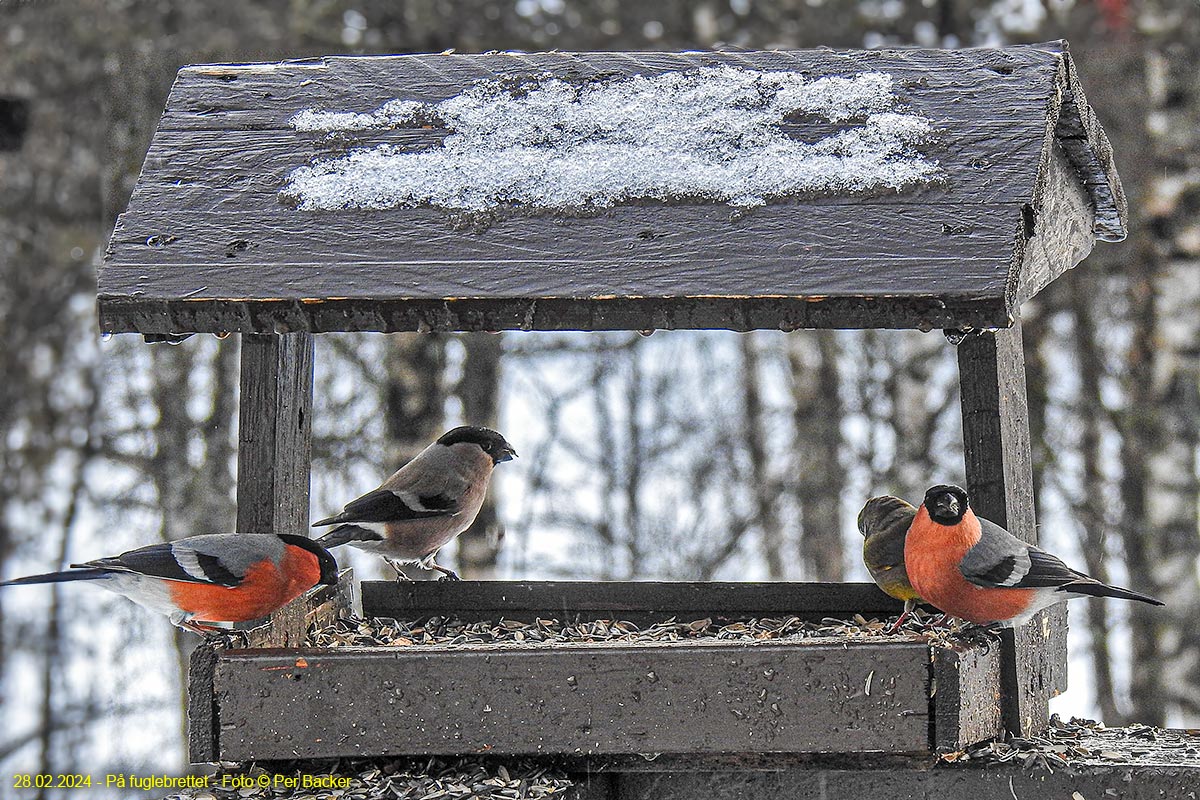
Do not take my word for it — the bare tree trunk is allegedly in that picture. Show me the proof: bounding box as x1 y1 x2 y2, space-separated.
198 338 239 533
888 333 943 500
383 334 447 464
454 334 503 579
1067 270 1122 724
591 355 619 580
1112 29 1200 723
381 333 447 579
790 331 846 581
1118 249 1169 726
147 345 202 748
623 342 646 578
741 334 784 579
35 361 100 799
853 331 889 491
1144 256 1200 717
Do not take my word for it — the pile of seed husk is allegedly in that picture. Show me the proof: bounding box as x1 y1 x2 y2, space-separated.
939 715 1200 770
165 758 574 800
307 609 959 649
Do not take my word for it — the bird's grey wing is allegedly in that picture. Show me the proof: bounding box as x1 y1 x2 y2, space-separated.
379 448 473 517
339 487 456 522
76 542 208 584
958 518 1034 588
960 518 1085 589
74 534 271 587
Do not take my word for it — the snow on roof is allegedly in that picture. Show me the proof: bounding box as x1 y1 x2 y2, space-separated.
282 66 941 213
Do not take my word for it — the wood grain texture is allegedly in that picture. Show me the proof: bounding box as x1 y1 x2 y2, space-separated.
103 205 1021 298
126 119 1049 215
235 333 314 537
361 580 905 624
1054 49 1127 242
188 570 352 764
1013 144 1096 307
187 638 219 763
97 42 1124 334
210 639 932 760
932 643 1004 752
957 324 1065 737
159 46 1063 130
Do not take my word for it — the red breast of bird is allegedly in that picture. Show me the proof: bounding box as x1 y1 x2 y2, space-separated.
3 533 336 627
162 543 325 622
904 503 1040 625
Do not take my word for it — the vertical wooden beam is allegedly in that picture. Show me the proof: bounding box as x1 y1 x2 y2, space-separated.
957 323 1065 736
187 640 218 763
235 333 314 535
190 333 313 764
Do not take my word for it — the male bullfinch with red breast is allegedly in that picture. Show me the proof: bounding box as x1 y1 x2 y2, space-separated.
313 426 516 581
904 484 1162 627
0 533 338 634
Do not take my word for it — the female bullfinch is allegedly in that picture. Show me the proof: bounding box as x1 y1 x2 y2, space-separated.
905 484 1162 627
858 495 923 632
0 533 338 634
313 426 516 581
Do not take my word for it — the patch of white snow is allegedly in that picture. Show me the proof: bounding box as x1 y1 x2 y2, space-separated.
282 66 941 213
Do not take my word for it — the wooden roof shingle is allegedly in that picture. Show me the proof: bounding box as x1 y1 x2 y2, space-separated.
98 41 1125 335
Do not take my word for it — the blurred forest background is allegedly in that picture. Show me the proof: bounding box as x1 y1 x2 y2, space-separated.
1 0 1197 792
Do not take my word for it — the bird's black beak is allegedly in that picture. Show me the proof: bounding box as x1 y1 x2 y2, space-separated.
934 492 959 519
496 447 517 464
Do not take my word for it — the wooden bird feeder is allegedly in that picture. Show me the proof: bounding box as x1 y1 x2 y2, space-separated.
102 40 1134 777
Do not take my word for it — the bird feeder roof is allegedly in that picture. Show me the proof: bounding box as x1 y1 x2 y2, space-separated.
98 40 1124 335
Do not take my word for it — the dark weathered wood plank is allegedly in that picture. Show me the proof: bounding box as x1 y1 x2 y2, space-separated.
361 580 905 623
235 333 314 536
99 294 1014 336
187 638 219 763
188 571 352 763
1054 51 1127 241
957 324 1064 737
160 45 1063 130
1014 144 1096 306
127 118 1048 214
104 204 1020 295
99 42 1124 334
211 640 932 760
98 203 1024 334
931 644 1003 752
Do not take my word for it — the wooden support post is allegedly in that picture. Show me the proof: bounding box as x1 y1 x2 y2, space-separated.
235 333 314 535
957 323 1065 737
189 333 314 763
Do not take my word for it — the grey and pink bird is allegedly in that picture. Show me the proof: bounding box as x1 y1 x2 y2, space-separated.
312 426 517 580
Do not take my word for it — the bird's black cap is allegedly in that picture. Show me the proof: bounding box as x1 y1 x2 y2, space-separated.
923 484 970 526
437 426 518 464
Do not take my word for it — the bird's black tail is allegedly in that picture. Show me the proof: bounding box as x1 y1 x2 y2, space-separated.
314 524 383 549
0 568 112 587
1060 579 1164 606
